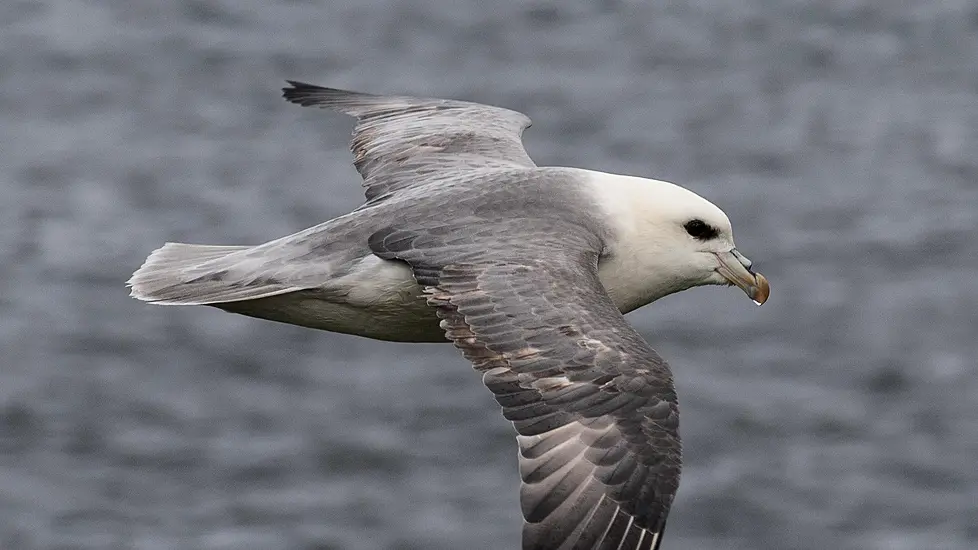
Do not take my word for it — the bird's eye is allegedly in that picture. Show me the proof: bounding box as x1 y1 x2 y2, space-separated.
684 219 718 240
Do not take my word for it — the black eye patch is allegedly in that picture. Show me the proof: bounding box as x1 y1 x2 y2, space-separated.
684 219 719 240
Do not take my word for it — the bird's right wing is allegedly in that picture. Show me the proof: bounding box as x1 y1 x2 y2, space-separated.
369 218 682 550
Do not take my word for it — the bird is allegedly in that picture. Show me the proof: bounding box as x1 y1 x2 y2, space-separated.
128 80 770 550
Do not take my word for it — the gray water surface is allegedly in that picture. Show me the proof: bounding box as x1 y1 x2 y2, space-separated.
2 1 977 549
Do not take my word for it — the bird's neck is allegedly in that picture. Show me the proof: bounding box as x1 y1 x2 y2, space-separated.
578 169 700 312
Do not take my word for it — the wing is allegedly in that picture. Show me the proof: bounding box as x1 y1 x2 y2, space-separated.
369 218 682 550
282 81 535 202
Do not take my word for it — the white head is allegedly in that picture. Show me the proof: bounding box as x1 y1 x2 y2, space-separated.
588 172 769 312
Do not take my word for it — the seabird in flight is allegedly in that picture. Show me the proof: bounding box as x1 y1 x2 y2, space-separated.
129 81 770 550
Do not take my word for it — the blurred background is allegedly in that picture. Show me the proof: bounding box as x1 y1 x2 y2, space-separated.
2 1 977 549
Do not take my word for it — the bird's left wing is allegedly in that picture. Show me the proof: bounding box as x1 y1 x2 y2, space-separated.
369 217 682 550
283 81 535 202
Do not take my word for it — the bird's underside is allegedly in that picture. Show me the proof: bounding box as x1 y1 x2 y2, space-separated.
128 81 692 550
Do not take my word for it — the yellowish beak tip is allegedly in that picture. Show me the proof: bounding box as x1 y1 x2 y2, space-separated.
751 273 770 306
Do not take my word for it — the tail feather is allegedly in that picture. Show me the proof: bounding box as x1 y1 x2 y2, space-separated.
128 242 296 305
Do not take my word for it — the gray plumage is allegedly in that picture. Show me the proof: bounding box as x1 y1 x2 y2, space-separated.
370 217 680 549
282 80 536 202
130 81 770 550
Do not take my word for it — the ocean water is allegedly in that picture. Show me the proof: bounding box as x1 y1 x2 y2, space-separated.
2 1 976 549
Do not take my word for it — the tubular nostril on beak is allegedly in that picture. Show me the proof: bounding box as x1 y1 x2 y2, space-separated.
731 248 753 271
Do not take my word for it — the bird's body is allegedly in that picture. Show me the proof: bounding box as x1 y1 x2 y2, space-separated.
136 167 737 342
129 82 769 550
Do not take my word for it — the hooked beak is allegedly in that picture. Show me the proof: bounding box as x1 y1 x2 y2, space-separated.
714 249 770 305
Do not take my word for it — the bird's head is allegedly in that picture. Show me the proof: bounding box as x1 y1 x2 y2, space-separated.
594 174 770 309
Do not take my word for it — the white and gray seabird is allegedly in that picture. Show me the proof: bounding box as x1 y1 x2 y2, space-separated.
129 81 770 550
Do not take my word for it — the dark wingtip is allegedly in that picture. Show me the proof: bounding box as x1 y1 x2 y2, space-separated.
283 79 316 90
282 80 324 105
281 80 375 110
